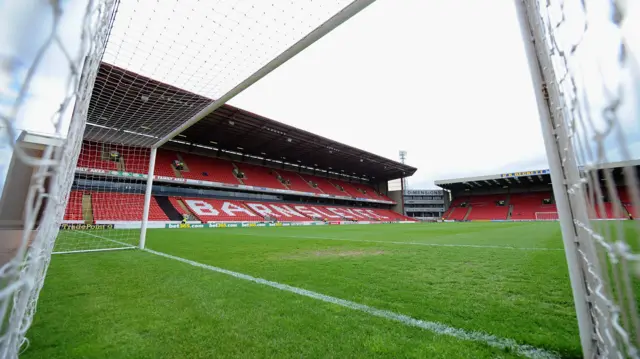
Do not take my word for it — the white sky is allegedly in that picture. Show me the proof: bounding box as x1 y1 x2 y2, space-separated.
228 0 550 189
3 0 639 190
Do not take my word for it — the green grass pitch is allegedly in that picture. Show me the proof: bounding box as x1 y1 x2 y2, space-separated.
23 222 627 359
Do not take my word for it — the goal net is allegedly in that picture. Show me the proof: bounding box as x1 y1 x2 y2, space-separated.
534 212 559 221
0 0 375 357
516 0 640 357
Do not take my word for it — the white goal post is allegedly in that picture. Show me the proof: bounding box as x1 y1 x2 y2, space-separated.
515 0 640 358
0 0 377 357
534 212 559 221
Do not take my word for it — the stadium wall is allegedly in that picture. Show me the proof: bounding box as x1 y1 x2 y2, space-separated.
387 190 403 214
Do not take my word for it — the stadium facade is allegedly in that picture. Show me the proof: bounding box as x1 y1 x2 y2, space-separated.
56 63 418 227
435 162 639 221
402 189 447 220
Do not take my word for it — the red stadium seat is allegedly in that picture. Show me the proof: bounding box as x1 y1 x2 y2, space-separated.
91 192 169 221
63 191 85 221
465 194 508 220
509 192 556 220
235 163 287 189
279 171 324 194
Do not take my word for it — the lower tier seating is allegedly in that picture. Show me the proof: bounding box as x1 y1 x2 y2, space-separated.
509 192 555 220
91 192 169 221
466 195 508 220
63 191 84 221
64 191 413 223
448 207 469 221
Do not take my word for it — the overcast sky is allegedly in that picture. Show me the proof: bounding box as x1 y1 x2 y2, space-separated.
227 0 550 189
4 0 638 190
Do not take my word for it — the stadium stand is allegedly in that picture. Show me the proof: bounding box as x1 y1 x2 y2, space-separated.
465 194 509 220
618 187 637 218
279 171 323 194
77 142 117 171
448 207 470 221
176 153 239 183
509 192 555 221
77 141 396 203
120 146 150 174
66 64 416 229
63 191 84 221
301 175 347 197
182 198 264 222
154 149 182 177
90 192 169 221
436 162 640 222
65 192 414 224
235 163 287 189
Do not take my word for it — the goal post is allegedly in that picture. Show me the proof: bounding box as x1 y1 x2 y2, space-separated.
515 0 640 357
0 0 380 357
534 212 559 221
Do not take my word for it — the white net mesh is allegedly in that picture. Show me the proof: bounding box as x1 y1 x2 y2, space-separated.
0 0 118 357
535 211 559 221
85 0 356 147
518 0 640 357
0 0 374 357
54 141 151 254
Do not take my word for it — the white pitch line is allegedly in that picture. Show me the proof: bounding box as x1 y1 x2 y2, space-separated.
52 231 136 255
143 247 559 359
228 232 564 251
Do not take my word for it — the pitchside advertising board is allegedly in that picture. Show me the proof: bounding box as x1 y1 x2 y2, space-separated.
164 222 328 229
59 223 116 230
163 221 403 229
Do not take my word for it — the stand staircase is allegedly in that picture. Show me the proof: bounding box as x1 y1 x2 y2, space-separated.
81 193 94 224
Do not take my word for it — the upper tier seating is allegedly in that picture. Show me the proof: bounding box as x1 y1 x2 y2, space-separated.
235 163 286 189
279 171 323 194
77 142 393 202
119 146 150 174
300 175 346 196
91 192 169 221
332 179 373 199
154 150 181 177
77 142 117 171
180 154 239 184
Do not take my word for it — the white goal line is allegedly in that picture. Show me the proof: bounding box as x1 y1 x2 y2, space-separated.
52 231 136 255
143 247 559 359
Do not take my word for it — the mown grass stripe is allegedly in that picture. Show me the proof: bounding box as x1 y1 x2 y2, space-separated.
144 247 560 359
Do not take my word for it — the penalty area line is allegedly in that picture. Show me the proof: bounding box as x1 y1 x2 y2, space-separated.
143 247 559 359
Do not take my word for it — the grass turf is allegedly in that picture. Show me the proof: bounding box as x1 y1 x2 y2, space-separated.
23 222 616 358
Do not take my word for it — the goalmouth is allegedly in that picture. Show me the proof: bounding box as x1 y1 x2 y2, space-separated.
534 212 558 221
